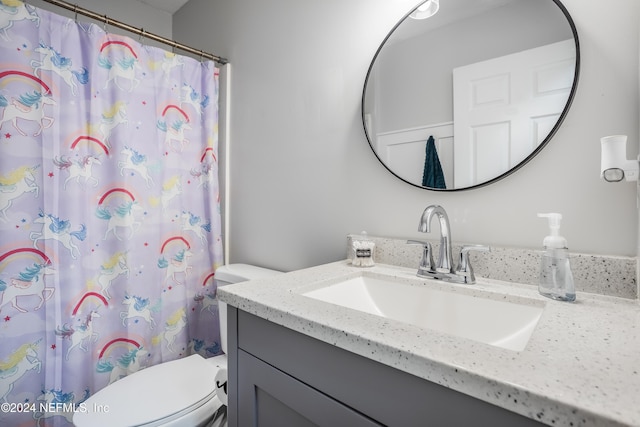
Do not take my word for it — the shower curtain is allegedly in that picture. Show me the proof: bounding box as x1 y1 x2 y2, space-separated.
0 2 224 425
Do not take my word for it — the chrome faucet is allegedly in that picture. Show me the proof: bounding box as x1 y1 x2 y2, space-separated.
408 205 490 284
419 205 454 274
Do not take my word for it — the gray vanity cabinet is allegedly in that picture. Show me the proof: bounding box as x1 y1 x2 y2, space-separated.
227 306 543 427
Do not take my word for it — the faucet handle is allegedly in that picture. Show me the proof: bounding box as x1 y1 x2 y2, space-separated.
455 244 491 284
407 240 435 277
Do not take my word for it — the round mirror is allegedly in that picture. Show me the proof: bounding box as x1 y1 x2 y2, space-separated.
362 0 580 190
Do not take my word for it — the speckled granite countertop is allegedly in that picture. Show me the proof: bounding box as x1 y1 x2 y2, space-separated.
218 261 640 427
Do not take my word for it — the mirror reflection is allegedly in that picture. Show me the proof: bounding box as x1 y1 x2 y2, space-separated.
363 0 579 190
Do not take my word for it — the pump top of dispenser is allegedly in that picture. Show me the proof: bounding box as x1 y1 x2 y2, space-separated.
537 213 567 249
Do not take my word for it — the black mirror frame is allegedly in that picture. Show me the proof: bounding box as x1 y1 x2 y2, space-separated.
361 0 581 191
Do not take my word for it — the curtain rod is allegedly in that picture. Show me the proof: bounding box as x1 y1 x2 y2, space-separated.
38 0 228 65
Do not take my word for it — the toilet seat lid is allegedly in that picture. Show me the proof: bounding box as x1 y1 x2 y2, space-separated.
73 354 219 427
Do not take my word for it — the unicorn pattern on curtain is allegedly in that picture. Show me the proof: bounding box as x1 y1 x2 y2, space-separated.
0 1 224 425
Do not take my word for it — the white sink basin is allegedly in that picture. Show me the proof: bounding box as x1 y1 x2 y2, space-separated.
302 272 544 351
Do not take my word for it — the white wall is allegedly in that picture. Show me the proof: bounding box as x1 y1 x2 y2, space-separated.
173 0 640 272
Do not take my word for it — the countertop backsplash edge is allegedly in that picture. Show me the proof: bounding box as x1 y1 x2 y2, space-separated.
347 235 638 300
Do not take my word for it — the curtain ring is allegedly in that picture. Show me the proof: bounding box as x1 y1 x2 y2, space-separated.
103 15 108 32
139 29 145 44
172 41 177 54
73 4 78 22
200 50 204 63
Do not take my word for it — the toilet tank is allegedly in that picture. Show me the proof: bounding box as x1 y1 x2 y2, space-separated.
214 264 282 353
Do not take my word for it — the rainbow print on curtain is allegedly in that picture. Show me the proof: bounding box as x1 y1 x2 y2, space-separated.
0 1 224 425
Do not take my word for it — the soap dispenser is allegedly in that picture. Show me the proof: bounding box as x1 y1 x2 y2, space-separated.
537 213 576 301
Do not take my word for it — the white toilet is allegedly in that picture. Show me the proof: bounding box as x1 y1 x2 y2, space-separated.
73 264 282 427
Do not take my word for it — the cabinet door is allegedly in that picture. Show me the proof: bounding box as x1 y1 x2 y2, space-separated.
237 350 381 427
230 307 544 427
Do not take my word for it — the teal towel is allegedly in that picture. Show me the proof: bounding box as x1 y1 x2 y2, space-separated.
422 135 446 189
